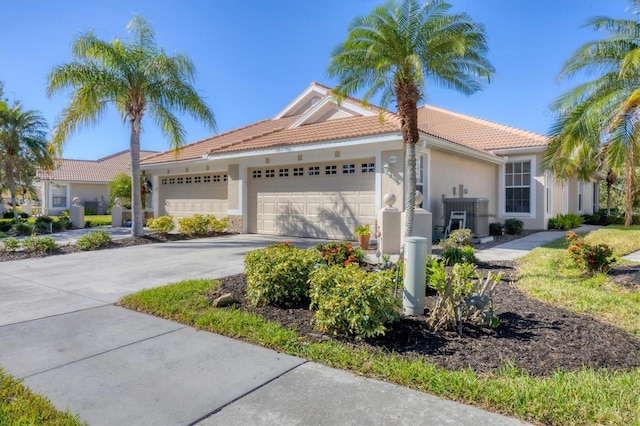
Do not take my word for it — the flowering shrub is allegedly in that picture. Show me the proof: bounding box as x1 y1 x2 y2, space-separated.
315 241 365 266
147 215 175 234
566 232 615 274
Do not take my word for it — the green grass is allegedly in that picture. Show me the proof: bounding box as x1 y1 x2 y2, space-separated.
119 276 640 425
0 368 86 425
84 215 111 227
518 226 640 337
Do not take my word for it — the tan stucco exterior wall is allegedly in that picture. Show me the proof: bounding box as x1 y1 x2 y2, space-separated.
227 164 240 211
428 150 498 228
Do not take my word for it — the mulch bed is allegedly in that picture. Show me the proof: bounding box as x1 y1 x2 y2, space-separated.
2 230 639 377
209 261 640 377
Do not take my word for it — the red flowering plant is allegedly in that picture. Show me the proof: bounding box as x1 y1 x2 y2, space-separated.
565 231 615 274
315 241 365 266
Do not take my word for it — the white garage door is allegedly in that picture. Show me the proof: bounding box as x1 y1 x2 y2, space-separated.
248 160 376 239
159 173 228 220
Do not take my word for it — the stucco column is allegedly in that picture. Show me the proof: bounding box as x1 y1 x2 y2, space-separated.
377 193 402 254
152 175 160 218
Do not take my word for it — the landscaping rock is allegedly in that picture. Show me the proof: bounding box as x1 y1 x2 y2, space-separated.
212 293 237 307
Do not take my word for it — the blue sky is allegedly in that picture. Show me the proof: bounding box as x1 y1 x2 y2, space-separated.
0 0 631 160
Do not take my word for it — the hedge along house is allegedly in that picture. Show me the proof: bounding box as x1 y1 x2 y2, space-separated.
35 150 158 216
140 82 598 240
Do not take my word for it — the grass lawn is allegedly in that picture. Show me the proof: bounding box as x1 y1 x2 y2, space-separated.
119 226 640 426
0 368 86 425
518 225 640 337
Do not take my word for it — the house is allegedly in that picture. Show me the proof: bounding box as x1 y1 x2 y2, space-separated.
35 150 157 215
140 82 598 240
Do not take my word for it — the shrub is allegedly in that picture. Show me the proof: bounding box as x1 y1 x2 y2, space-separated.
11 221 33 236
489 222 503 236
0 219 12 232
33 216 53 234
56 215 73 230
21 236 57 253
84 207 96 215
0 231 5 238
548 213 584 230
76 229 113 251
245 242 322 307
444 228 474 246
178 214 228 237
2 237 20 251
441 245 477 266
316 241 365 266
309 264 399 339
566 231 615 274
503 218 523 235
147 215 175 234
427 261 501 334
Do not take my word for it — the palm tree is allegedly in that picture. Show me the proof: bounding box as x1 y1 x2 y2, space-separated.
327 0 494 237
0 101 52 219
48 15 216 237
544 0 640 226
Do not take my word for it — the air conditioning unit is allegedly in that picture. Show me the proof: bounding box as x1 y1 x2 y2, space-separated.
443 197 490 237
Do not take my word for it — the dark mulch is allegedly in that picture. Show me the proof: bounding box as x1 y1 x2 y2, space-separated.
209 261 640 377
3 230 639 377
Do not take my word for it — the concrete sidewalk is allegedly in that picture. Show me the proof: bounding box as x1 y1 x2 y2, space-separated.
0 233 527 426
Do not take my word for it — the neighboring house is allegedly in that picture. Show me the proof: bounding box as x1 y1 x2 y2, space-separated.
140 82 598 240
36 150 157 215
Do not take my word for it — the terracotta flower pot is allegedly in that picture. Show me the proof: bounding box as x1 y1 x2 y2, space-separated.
357 234 370 250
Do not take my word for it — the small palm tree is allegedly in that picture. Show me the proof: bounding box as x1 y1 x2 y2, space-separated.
48 15 216 237
0 101 52 219
544 0 640 226
328 0 494 237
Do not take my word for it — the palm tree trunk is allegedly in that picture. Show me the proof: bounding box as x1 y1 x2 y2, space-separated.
396 83 421 239
7 155 18 220
623 148 635 227
130 116 144 237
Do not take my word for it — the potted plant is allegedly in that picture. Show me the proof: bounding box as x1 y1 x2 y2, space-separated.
354 224 370 250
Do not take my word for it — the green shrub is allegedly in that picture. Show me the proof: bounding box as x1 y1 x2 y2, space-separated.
84 207 96 215
0 231 5 238
566 231 616 274
503 218 523 235
316 241 365 266
244 242 322 307
2 237 20 251
11 221 33 236
309 264 399 339
548 213 584 230
0 219 12 232
177 214 228 237
76 229 113 251
33 216 53 234
427 261 501 333
445 228 474 246
147 215 175 234
56 215 73 230
21 236 57 253
441 245 477 266
489 222 503 236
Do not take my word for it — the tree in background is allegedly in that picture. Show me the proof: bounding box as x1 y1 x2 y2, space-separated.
48 15 216 237
544 0 640 226
0 99 52 219
327 0 494 237
108 171 152 209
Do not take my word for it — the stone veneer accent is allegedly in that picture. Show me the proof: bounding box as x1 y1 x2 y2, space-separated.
227 215 243 233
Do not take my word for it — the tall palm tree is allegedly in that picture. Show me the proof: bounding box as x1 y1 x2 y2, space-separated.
544 0 640 226
327 0 494 237
48 15 216 237
0 101 52 219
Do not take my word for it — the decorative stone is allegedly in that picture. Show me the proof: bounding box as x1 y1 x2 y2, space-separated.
72 197 80 205
414 191 423 207
114 197 122 206
212 293 237 307
383 193 396 207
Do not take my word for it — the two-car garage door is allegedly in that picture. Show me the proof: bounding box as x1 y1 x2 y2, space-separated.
248 160 376 239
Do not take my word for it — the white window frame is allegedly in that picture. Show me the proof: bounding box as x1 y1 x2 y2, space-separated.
592 181 599 213
545 171 553 217
499 155 536 219
50 183 69 209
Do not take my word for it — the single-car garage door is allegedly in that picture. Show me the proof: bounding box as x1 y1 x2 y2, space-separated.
159 173 228 220
248 160 376 239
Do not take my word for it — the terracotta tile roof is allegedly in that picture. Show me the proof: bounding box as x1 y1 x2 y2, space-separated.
417 105 548 151
141 84 548 165
37 150 158 183
141 116 299 165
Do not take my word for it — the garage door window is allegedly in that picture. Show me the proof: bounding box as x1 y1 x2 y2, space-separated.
308 166 320 176
253 170 262 179
266 169 275 178
293 167 304 176
343 164 355 174
325 165 337 175
361 162 375 173
279 168 289 177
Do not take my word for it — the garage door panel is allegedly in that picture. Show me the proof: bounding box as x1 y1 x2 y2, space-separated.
249 161 375 239
160 174 228 220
